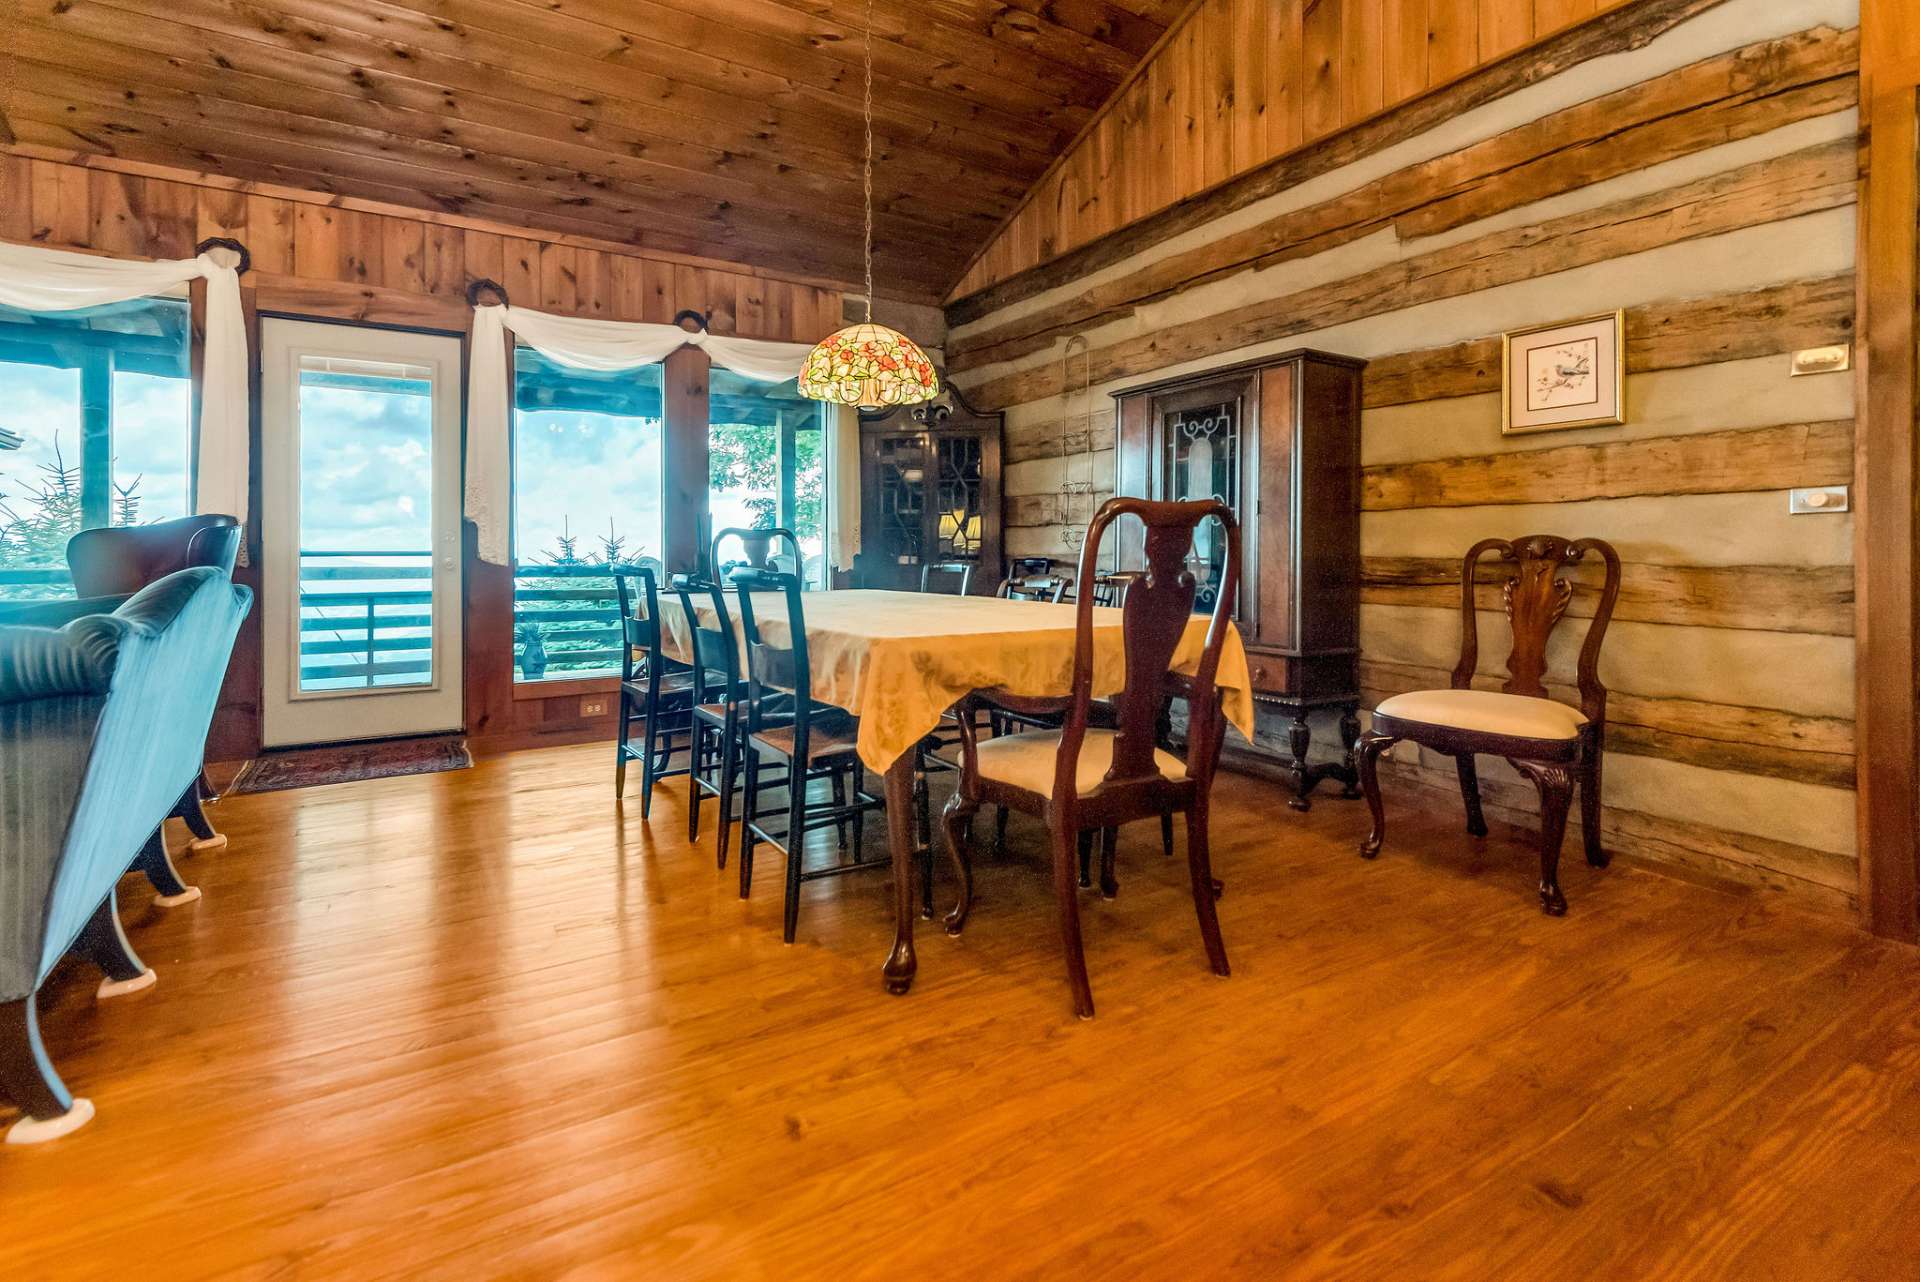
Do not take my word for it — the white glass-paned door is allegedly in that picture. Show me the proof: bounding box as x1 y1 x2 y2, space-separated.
260 319 464 747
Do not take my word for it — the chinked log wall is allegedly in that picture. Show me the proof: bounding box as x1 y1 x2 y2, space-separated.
0 153 845 757
948 0 1863 914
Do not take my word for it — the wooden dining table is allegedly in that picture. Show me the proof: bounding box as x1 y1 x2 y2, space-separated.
657 587 1258 994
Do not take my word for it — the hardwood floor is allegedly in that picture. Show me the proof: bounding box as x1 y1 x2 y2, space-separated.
5 742 1918 1280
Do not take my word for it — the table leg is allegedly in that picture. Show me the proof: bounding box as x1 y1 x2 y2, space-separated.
882 752 919 995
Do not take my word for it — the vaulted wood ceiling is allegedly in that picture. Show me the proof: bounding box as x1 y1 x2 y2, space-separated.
5 0 1193 301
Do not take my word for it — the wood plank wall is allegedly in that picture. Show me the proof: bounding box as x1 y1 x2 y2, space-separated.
950 0 1638 298
0 154 846 337
0 152 844 758
947 0 1866 916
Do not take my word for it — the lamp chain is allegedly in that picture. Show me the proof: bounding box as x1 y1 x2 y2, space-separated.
863 0 875 323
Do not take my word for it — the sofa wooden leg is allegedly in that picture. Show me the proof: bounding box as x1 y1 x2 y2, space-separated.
1 995 93 1144
73 890 155 999
173 784 228 854
137 827 201 907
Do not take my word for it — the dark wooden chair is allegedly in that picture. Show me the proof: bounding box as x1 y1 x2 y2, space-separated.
1088 570 1144 608
943 497 1241 1019
1354 535 1621 915
676 571 828 868
919 561 974 595
992 565 1171 877
67 513 243 853
675 573 748 867
713 526 806 582
1008 556 1061 578
997 572 1071 604
613 565 695 817
731 568 892 943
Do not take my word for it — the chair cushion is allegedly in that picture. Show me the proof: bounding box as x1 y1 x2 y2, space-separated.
974 728 1185 797
1374 689 1586 741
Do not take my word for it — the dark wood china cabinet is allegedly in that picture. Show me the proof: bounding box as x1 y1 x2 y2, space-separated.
1112 349 1364 808
854 386 1004 594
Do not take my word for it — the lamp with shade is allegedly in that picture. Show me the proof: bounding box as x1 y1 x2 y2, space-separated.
798 0 940 412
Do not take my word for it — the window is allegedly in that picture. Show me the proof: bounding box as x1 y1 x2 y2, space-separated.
0 296 193 601
512 347 665 682
708 368 829 587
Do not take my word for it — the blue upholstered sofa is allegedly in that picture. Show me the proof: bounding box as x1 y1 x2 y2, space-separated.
0 567 250 1143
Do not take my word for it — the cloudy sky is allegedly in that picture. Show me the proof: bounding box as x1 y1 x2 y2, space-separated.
1 364 192 551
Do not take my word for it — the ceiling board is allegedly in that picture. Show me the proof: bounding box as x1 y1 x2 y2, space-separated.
5 0 1194 299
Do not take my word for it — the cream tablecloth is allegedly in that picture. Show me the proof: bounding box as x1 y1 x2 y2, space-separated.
658 589 1255 773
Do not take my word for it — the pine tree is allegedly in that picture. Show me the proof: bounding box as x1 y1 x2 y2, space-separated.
546 516 581 566
0 436 85 570
597 518 626 569
113 475 143 527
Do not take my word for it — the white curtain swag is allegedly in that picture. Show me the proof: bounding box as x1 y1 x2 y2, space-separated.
0 241 250 528
465 302 827 567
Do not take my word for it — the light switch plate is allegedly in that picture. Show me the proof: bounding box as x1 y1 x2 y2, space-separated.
1789 486 1849 514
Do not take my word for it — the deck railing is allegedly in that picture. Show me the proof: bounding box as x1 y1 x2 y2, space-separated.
299 552 634 687
0 555 632 686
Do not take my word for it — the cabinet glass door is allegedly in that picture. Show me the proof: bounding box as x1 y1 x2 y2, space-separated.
1161 392 1243 614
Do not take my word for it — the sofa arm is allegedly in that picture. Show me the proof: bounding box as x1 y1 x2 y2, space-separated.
0 615 127 702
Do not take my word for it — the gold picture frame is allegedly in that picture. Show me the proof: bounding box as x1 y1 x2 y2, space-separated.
1500 310 1626 435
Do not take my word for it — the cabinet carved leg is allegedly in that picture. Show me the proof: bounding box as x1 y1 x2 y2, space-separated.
1337 706 1363 798
1287 712 1314 812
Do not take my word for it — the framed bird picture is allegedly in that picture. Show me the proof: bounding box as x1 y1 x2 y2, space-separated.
1501 311 1625 435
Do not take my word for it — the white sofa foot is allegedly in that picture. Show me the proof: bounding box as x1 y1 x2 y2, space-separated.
152 886 202 909
188 834 228 854
96 968 156 1000
5 1098 94 1145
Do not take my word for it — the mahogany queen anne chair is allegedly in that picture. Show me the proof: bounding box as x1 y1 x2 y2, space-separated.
1354 535 1622 915
942 496 1241 1019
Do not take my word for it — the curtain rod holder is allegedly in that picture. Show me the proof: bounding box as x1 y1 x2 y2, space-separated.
466 278 510 308
194 237 251 276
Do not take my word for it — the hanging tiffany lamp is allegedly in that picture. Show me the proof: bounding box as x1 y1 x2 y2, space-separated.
799 0 941 410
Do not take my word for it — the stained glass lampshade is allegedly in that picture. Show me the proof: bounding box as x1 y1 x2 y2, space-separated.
799 322 941 409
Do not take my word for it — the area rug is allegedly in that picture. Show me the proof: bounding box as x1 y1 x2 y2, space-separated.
229 736 473 795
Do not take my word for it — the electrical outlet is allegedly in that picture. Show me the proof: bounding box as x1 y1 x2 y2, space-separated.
580 697 609 717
